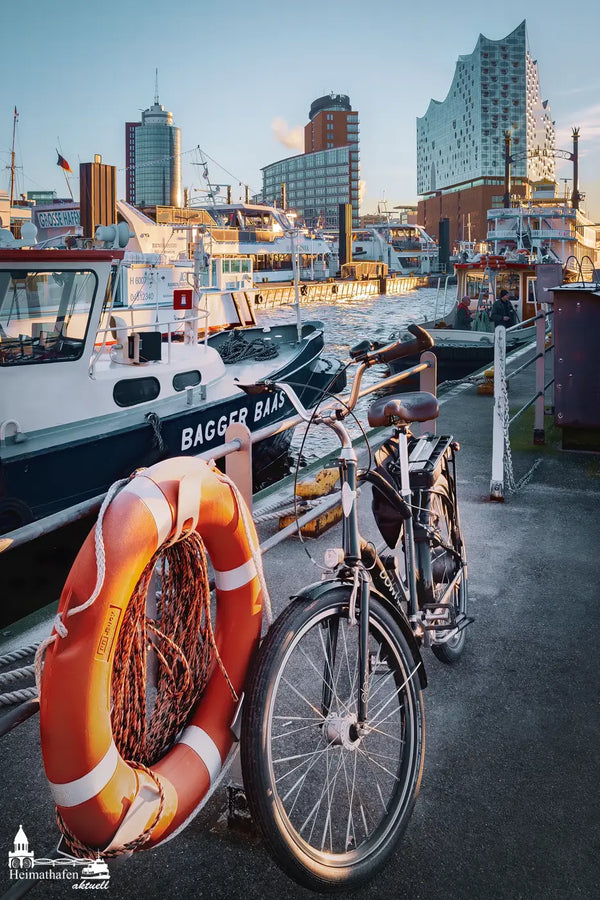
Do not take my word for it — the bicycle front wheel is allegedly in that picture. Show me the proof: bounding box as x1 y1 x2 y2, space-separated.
241 589 425 893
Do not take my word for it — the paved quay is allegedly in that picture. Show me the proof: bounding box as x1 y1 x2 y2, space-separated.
1 347 599 900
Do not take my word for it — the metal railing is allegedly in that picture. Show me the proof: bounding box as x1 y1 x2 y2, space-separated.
0 352 436 739
490 307 554 501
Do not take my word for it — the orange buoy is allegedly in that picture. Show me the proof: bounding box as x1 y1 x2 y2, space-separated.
39 457 263 853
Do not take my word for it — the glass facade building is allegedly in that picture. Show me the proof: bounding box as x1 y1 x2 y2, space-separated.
417 21 555 198
125 99 181 209
262 94 359 229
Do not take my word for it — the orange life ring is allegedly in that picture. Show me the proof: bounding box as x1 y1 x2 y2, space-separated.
39 457 263 853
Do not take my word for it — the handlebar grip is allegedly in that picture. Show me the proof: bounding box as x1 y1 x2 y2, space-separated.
368 324 434 365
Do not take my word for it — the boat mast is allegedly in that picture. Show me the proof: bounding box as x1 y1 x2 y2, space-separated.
8 107 18 208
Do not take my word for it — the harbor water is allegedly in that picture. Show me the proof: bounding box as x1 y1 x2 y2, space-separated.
255 284 456 475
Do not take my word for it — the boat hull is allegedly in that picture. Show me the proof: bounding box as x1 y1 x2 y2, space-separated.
0 333 344 533
388 327 534 388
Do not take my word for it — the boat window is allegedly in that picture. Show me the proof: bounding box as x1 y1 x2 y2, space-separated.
0 268 97 367
173 370 201 391
113 376 160 407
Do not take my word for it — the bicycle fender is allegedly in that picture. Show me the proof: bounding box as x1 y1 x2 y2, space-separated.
290 578 427 689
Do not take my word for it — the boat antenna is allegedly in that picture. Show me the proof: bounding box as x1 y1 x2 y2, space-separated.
8 106 18 208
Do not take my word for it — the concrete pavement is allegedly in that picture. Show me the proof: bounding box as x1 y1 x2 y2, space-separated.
1 345 599 900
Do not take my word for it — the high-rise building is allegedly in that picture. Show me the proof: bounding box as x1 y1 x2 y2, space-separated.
416 21 555 245
262 93 360 229
125 91 181 209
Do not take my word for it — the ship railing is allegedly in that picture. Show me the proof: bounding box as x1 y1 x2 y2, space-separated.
432 275 455 324
0 352 437 737
90 309 212 376
490 306 554 501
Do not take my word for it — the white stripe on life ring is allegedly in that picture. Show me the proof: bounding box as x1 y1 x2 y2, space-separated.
49 741 120 808
213 558 257 592
178 726 222 785
124 476 173 546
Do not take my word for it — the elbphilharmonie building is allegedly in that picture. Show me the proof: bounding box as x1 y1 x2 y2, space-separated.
417 21 555 245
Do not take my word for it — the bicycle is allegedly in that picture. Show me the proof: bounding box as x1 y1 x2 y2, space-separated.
238 324 470 892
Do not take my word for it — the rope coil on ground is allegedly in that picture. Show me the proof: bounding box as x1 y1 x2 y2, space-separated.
0 664 35 689
0 685 37 707
0 643 40 668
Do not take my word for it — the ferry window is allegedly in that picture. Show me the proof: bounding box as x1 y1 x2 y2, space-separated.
173 370 201 391
0 268 97 367
113 376 160 407
230 259 241 273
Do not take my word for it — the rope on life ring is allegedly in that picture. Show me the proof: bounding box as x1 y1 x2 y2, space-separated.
39 457 266 857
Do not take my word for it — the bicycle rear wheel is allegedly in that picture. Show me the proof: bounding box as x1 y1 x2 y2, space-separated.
428 484 468 664
241 588 424 893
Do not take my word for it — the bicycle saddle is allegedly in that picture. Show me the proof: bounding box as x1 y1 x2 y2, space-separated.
367 391 439 427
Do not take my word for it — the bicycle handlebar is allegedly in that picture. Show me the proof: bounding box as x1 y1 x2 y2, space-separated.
349 324 433 366
236 323 435 423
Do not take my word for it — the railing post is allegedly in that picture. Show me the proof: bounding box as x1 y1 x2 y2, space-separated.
416 350 437 436
534 313 546 445
225 423 253 510
490 326 506 501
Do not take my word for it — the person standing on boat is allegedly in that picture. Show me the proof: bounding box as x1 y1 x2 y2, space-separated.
455 296 473 330
490 290 516 328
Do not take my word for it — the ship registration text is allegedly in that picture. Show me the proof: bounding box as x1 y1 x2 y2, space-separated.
180 391 286 450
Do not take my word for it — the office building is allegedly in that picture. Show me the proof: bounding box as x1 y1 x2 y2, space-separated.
416 21 555 245
262 93 360 229
125 92 182 209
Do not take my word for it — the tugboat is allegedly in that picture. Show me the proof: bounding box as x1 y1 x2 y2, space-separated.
0 226 344 534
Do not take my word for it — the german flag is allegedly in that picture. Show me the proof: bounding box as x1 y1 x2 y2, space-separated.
56 151 72 173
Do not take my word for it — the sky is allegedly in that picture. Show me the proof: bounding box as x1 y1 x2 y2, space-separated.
1 0 599 224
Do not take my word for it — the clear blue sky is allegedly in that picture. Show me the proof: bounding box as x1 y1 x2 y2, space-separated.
2 0 599 221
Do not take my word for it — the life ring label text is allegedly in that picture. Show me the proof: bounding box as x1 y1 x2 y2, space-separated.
95 606 122 661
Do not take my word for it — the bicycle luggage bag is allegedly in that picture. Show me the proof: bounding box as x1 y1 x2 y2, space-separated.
371 434 454 547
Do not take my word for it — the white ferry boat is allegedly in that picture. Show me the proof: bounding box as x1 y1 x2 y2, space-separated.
351 219 439 276
80 857 110 880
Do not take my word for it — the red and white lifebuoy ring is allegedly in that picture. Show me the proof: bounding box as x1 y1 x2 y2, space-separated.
39 457 263 852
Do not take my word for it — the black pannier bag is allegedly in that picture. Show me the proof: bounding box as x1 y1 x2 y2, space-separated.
371 436 404 548
371 433 454 548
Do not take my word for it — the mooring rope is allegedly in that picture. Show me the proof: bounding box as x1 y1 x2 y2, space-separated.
217 331 279 364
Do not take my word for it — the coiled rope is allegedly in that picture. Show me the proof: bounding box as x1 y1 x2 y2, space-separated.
217 331 279 365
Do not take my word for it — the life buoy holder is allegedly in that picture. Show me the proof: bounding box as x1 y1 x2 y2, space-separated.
300 284 307 297
39 457 264 854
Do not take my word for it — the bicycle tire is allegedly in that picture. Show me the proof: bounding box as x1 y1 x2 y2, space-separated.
428 483 468 664
241 588 425 892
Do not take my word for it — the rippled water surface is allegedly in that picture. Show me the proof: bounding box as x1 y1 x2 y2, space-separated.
254 285 456 472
